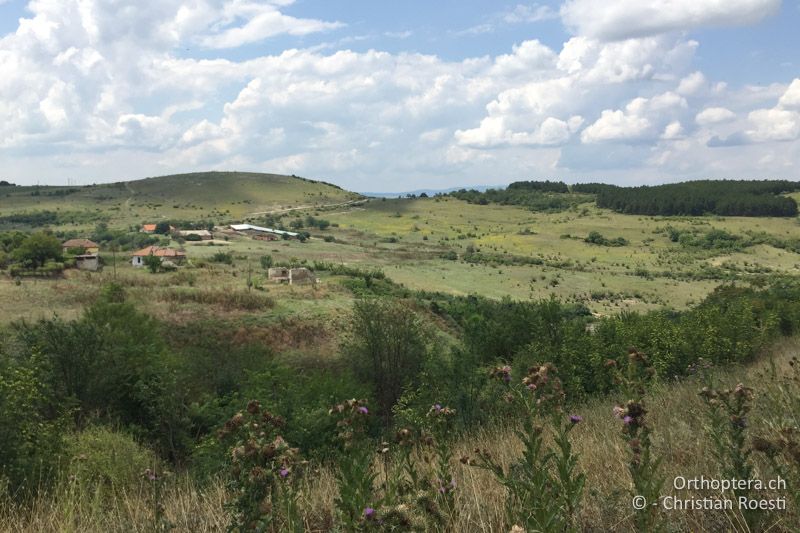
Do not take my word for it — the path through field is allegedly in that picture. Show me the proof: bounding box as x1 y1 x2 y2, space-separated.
246 199 366 216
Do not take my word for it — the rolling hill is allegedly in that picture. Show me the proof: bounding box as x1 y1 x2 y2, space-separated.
0 171 362 227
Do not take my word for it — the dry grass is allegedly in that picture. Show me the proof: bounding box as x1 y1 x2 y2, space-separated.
160 288 275 311
2 339 797 532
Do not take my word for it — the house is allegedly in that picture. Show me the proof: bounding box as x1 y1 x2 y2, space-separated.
62 238 99 254
141 224 175 234
75 254 99 271
230 224 299 238
131 246 186 267
178 229 213 240
268 267 317 285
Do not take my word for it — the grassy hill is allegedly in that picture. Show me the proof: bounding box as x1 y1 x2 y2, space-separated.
0 171 362 228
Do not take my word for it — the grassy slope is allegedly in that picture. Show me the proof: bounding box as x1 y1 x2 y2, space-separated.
0 171 362 229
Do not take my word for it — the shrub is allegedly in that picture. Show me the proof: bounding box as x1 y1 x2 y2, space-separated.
211 251 233 264
345 299 431 425
0 354 67 496
12 232 63 268
66 426 160 497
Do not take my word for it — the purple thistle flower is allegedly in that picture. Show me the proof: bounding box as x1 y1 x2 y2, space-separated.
279 468 289 478
569 415 583 424
357 406 369 415
623 415 633 425
364 507 375 519
434 403 442 412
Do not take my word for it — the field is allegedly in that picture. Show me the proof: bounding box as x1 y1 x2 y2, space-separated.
3 174 799 321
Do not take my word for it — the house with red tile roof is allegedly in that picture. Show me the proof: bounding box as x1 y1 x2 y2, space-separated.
62 238 99 254
131 246 186 267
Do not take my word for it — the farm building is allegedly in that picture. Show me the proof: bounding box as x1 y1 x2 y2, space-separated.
268 267 317 285
75 254 99 271
62 238 99 254
131 246 186 267
178 229 213 240
230 224 299 239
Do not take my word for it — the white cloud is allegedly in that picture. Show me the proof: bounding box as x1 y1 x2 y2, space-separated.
581 92 687 143
778 78 800 109
696 106 736 125
746 108 800 142
561 0 781 41
0 1 798 188
200 2 343 49
677 71 706 95
501 4 558 24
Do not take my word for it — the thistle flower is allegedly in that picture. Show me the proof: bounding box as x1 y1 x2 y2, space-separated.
279 467 289 478
357 406 369 415
364 507 375 519
569 414 583 424
246 399 261 414
623 415 633 425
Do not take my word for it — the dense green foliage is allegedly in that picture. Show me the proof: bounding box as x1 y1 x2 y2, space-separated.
12 232 62 268
449 181 592 212
579 180 800 217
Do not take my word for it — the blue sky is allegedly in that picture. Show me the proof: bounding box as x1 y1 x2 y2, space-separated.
0 0 798 190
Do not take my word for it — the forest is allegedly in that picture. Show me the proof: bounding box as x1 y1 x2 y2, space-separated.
450 179 800 217
578 180 800 217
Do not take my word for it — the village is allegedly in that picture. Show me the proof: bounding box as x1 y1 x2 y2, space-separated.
58 222 317 285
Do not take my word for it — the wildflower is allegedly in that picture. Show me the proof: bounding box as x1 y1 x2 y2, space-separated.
623 415 633 425
364 507 375 519
246 399 261 414
357 406 369 415
569 414 583 424
279 467 289 478
433 403 442 413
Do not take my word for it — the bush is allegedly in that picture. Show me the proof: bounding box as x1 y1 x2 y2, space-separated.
0 355 67 496
211 251 233 264
12 232 63 268
345 299 431 425
66 426 160 496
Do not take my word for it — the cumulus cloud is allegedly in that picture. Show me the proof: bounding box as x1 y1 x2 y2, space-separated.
708 79 800 145
0 0 798 188
581 92 687 143
696 107 736 125
561 0 781 41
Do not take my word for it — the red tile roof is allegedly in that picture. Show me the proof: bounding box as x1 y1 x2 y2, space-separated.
142 224 157 232
132 246 186 258
63 238 98 249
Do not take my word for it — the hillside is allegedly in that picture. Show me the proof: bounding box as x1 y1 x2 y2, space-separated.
0 171 362 228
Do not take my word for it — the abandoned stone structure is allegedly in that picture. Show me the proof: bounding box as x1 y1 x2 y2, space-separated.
268 267 316 285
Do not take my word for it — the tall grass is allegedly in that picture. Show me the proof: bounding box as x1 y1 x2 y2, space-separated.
161 289 275 311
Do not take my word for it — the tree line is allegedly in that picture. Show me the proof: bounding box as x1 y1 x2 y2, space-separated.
574 180 800 217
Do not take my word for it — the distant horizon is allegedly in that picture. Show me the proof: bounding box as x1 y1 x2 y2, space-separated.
4 169 800 196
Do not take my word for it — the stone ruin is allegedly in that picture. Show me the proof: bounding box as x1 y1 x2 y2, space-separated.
268 267 317 285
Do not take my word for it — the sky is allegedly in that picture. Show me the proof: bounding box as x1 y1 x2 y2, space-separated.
0 0 798 192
